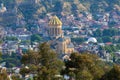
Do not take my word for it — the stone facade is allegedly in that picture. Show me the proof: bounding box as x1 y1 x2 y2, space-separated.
47 16 74 54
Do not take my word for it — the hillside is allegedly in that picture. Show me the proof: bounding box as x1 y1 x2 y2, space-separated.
0 0 120 27
18 0 120 15
1 0 120 15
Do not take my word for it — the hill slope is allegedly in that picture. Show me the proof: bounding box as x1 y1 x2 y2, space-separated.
0 0 120 27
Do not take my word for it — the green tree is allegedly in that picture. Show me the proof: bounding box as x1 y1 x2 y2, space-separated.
21 42 64 80
5 36 18 41
2 53 21 68
93 29 102 37
97 38 103 43
102 36 112 43
103 29 118 37
76 69 93 80
71 3 78 17
11 74 22 80
63 53 105 80
53 1 63 16
100 65 120 80
0 52 10 80
71 38 85 44
31 34 42 42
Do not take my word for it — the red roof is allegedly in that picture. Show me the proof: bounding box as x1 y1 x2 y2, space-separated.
105 42 112 45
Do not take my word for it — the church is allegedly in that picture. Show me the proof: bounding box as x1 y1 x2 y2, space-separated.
46 15 74 55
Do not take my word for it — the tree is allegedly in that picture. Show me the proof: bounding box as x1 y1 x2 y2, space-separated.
100 65 120 80
76 69 93 80
2 53 21 68
71 38 85 44
102 36 112 43
31 34 42 42
0 40 3 44
97 38 103 43
11 74 22 80
53 1 63 16
0 69 10 80
21 42 64 80
93 29 102 37
63 53 105 80
102 29 118 37
71 3 78 17
0 52 10 80
5 36 18 41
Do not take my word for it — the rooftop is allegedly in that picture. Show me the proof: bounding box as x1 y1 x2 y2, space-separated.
48 16 62 26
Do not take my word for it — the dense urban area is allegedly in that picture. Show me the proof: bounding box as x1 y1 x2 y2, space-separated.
0 0 120 80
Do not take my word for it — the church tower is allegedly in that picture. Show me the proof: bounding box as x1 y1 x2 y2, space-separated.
48 16 62 39
48 15 74 55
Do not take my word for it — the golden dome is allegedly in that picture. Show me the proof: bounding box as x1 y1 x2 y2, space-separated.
48 16 62 26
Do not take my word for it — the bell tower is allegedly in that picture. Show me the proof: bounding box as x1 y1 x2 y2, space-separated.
48 16 62 39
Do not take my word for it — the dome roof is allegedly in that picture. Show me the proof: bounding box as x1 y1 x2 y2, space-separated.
48 16 62 26
88 37 97 43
